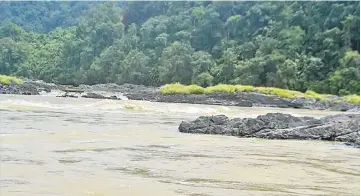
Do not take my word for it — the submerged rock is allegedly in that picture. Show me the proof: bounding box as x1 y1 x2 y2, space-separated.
179 113 360 148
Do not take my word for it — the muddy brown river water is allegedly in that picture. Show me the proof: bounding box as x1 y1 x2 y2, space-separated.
0 95 359 196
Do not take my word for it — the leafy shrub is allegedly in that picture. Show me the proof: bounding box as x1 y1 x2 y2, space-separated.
0 75 24 85
193 72 213 87
343 94 360 104
235 85 254 92
160 83 189 95
205 84 236 94
255 87 296 99
305 90 330 102
187 84 205 94
160 83 358 104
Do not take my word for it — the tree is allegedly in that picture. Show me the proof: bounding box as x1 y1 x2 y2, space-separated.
159 41 194 84
0 37 26 75
118 50 151 85
193 72 214 87
328 50 360 95
225 15 240 40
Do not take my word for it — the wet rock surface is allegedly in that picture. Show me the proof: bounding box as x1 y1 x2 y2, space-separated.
179 113 360 148
0 79 359 111
126 91 359 111
0 80 57 95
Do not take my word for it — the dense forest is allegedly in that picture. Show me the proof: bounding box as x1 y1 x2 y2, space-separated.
0 1 359 95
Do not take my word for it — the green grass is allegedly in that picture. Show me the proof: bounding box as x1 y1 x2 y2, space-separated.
305 90 330 102
160 83 359 104
235 85 255 92
188 84 205 94
255 87 297 99
205 84 236 94
160 83 205 95
343 94 360 104
160 83 190 95
0 75 24 85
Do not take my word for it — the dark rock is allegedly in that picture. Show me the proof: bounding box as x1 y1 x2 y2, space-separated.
1 78 358 112
125 90 358 112
108 95 118 100
81 92 105 99
57 93 78 98
179 113 360 148
0 79 59 95
211 115 228 125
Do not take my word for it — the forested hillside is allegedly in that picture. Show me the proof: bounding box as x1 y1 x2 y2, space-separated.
0 2 103 32
0 1 359 95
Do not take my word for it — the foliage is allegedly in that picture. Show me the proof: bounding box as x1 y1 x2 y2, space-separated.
160 83 205 95
0 75 23 85
234 85 254 92
187 84 205 94
205 84 236 94
160 83 190 95
343 95 360 104
160 83 360 105
0 1 359 97
0 2 103 32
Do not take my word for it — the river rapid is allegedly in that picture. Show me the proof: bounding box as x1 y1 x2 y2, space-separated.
0 94 359 196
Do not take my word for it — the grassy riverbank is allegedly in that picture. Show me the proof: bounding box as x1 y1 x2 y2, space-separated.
160 83 360 104
0 75 24 85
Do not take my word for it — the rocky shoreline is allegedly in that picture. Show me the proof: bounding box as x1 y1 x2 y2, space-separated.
179 113 360 148
0 79 359 111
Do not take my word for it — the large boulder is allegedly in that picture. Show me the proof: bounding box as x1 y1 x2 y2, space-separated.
179 113 360 148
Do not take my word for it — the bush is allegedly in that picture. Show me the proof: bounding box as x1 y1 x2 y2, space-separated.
305 90 330 102
159 83 358 104
160 83 189 95
187 84 205 94
305 90 319 97
193 72 213 87
0 75 24 85
254 87 271 94
160 83 205 95
343 94 360 104
205 84 236 94
254 87 296 99
235 85 254 92
273 89 296 99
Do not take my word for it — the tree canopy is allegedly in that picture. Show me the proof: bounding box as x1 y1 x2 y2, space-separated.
0 1 359 95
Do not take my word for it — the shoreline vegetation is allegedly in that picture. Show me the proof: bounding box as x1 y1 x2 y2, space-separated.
0 75 24 86
0 75 359 106
160 83 360 105
0 75 359 111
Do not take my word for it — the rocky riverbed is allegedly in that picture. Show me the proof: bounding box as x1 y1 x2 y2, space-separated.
0 79 359 111
179 113 360 148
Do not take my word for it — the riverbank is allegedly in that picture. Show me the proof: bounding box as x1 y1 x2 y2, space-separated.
179 113 360 148
0 79 359 112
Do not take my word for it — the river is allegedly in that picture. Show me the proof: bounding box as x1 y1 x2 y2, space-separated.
0 95 359 196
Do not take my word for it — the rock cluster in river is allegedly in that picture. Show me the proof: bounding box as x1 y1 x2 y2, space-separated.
179 113 360 148
0 80 57 95
126 91 359 111
1 79 359 112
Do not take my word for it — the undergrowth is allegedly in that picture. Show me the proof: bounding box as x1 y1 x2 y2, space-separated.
160 83 360 105
0 75 24 85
